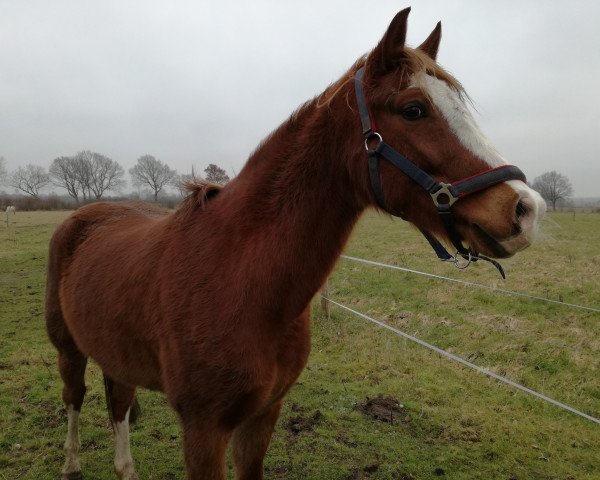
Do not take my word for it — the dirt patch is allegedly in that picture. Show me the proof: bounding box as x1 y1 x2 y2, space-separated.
355 394 406 424
458 429 481 443
345 462 380 479
38 400 63 429
285 409 323 435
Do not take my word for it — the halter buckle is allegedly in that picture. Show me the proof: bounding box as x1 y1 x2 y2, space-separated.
431 183 458 207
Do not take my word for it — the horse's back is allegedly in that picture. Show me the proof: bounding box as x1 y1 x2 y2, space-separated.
69 201 169 226
48 201 169 271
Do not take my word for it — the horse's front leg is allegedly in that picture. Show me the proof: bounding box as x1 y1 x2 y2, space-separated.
180 415 231 480
232 401 283 480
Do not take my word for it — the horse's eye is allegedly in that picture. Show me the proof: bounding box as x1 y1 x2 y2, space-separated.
401 104 427 121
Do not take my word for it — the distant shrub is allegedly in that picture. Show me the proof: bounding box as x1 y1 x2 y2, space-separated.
0 192 182 211
0 193 75 211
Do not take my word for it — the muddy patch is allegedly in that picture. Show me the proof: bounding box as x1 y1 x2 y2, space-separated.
355 394 406 424
285 406 323 435
345 462 380 479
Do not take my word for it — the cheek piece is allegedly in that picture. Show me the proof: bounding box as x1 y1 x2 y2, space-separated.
354 66 526 279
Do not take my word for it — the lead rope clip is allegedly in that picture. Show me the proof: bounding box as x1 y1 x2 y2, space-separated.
443 251 473 270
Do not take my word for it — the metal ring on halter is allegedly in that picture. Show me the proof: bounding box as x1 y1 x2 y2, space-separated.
452 251 473 269
364 132 383 151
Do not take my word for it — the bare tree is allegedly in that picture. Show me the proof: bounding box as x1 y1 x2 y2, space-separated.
73 151 94 201
88 153 126 199
204 163 230 185
49 156 82 202
129 155 176 201
50 151 126 202
10 164 50 197
532 170 573 211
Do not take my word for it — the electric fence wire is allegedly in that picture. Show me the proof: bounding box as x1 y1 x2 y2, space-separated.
322 296 600 426
342 255 600 313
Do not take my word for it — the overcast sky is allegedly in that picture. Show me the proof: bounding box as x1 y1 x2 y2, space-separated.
2 1 599 196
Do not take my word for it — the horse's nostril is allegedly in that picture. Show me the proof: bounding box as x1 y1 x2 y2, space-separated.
515 200 529 219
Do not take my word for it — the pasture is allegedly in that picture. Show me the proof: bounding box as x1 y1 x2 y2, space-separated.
0 210 598 479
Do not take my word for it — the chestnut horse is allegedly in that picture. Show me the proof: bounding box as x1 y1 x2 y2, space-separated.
46 8 545 480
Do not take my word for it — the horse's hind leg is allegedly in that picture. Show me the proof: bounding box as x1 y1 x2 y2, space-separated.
46 219 90 478
104 376 140 480
57 345 88 480
46 303 87 478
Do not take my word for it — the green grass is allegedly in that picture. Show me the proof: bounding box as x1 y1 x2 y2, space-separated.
0 210 598 479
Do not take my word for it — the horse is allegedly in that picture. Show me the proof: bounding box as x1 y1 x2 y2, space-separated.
45 8 545 480
6 205 16 214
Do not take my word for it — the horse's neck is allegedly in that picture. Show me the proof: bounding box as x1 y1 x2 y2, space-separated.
212 101 366 318
238 100 364 223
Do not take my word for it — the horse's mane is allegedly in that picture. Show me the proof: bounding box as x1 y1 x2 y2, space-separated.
175 180 223 217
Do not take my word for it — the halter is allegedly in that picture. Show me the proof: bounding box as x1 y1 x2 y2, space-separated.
354 66 526 278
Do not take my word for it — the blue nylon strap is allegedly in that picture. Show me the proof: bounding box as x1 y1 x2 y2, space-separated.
354 67 373 136
353 65 511 278
374 142 439 193
449 165 526 198
367 151 386 210
355 66 439 196
436 203 471 256
420 230 453 260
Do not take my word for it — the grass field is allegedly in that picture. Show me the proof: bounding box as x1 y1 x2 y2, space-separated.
0 210 598 479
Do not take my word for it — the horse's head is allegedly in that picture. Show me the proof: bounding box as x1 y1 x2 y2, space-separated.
351 8 545 262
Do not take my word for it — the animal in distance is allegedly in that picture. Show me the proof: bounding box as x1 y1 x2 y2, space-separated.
45 8 545 480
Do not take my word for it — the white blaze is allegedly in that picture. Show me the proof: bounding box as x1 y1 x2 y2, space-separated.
410 72 546 246
410 72 507 168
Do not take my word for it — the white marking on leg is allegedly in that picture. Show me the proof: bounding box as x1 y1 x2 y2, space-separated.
62 405 81 477
113 409 138 480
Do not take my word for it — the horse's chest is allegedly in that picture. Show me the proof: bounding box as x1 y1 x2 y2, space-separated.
265 315 312 400
166 313 311 418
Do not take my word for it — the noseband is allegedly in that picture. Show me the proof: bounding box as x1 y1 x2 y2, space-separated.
354 66 526 278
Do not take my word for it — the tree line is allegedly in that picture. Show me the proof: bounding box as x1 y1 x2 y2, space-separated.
0 153 230 203
0 154 580 210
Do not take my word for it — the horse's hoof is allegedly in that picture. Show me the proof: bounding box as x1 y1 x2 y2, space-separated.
116 467 139 480
121 473 139 480
61 472 83 480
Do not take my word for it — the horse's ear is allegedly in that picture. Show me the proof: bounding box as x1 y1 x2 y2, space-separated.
368 7 411 75
418 21 442 60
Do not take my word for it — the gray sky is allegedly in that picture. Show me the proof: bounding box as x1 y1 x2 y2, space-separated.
2 1 599 196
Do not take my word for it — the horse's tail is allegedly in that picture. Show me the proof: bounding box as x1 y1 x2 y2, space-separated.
103 375 141 425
